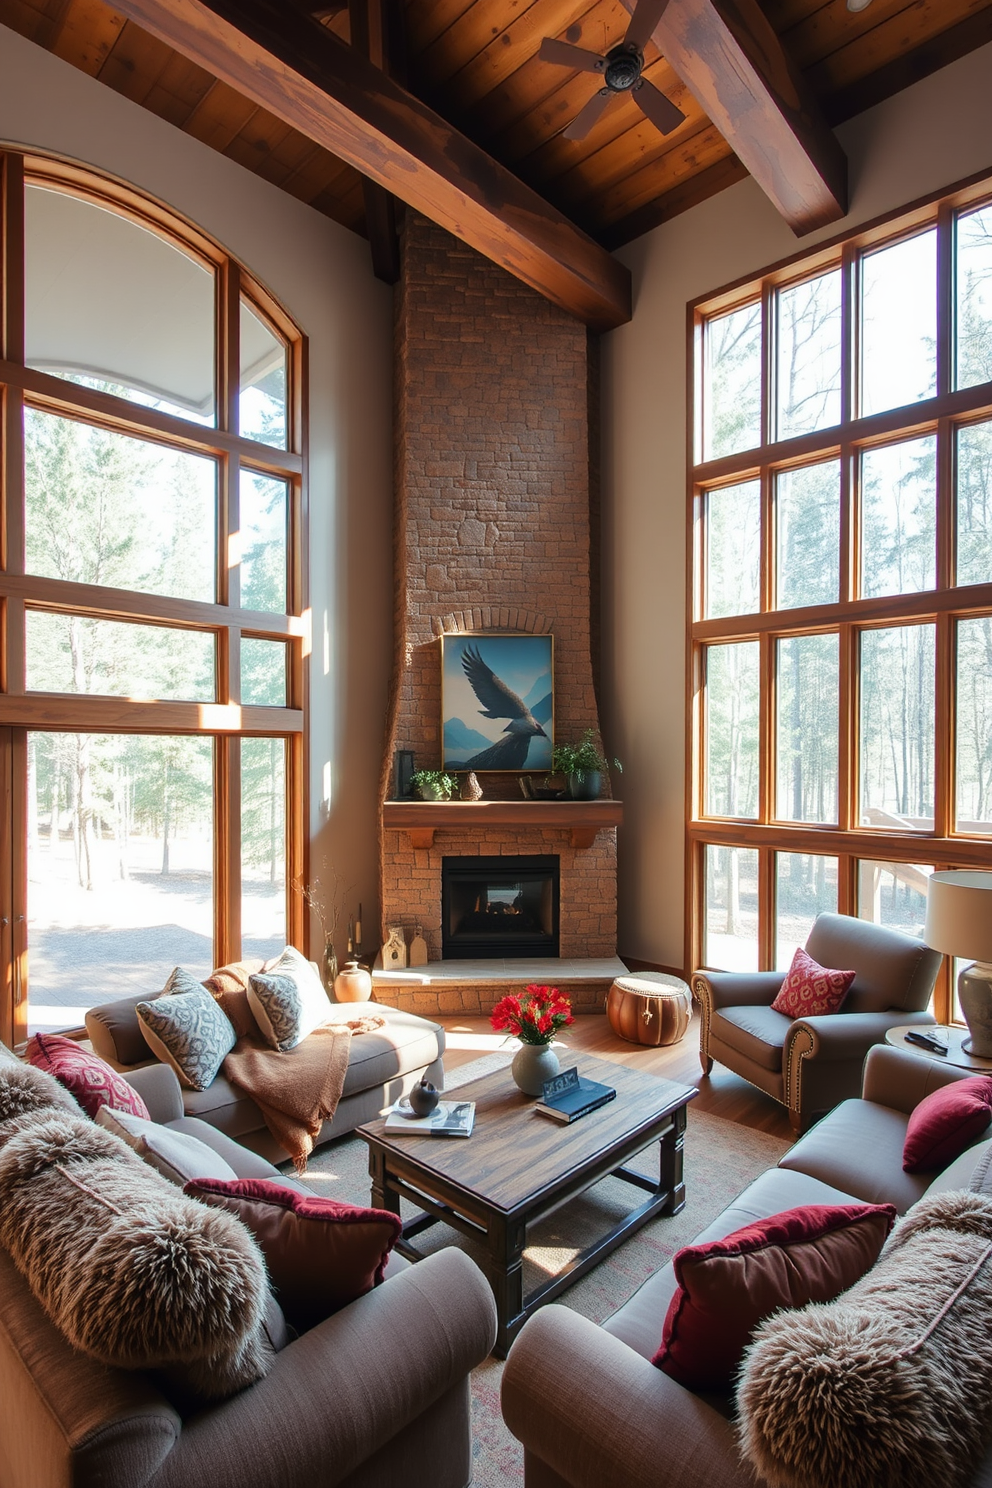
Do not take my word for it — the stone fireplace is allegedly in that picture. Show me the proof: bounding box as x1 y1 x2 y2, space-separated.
373 213 621 1016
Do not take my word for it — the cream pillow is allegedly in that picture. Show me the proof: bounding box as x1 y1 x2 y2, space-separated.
96 1107 238 1186
247 945 333 1051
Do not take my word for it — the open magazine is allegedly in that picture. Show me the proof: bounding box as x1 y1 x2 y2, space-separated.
384 1099 475 1137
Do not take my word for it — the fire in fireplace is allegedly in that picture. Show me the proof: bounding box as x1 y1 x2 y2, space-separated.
441 856 560 959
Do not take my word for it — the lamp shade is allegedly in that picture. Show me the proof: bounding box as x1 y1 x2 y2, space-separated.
924 871 992 964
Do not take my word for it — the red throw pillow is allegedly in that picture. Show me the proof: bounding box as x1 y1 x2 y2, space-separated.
26 1032 150 1121
770 946 856 1019
184 1178 402 1332
902 1076 992 1173
653 1203 896 1392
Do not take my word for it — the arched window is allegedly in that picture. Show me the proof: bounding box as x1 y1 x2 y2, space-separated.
0 152 307 1045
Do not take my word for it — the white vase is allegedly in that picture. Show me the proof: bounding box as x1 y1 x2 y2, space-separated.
511 1042 560 1097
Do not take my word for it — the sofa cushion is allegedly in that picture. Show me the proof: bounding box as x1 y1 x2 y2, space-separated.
604 1167 862 1366
902 1076 992 1172
247 946 332 1051
710 1005 793 1072
779 1097 935 1213
95 1107 239 1185
770 946 855 1020
922 1137 992 1198
185 1177 402 1331
654 1203 894 1392
0 1104 271 1400
136 979 237 1091
738 1190 992 1488
26 1033 150 1121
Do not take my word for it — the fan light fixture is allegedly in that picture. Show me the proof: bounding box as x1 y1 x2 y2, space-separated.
538 0 685 143
846 0 875 11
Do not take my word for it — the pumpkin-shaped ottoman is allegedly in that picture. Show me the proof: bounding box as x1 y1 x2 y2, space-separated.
606 972 692 1047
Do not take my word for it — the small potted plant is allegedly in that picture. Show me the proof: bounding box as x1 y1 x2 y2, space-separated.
411 769 456 802
550 730 621 801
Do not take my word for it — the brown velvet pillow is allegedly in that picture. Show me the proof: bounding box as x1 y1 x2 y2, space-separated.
185 1177 402 1332
654 1203 896 1392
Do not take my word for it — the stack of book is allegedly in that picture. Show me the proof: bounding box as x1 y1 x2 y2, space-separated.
384 1100 476 1137
534 1067 616 1124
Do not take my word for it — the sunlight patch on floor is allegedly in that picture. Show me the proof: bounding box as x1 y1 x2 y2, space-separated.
524 1244 580 1277
443 1030 516 1052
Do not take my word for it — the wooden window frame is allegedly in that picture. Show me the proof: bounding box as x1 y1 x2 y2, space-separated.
0 150 309 1048
687 166 992 1023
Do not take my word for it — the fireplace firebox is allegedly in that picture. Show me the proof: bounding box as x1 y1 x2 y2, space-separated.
441 856 560 959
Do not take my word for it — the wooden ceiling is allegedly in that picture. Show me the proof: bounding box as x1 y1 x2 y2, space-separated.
0 0 990 258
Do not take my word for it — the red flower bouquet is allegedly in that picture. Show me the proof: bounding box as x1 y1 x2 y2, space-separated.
491 985 574 1047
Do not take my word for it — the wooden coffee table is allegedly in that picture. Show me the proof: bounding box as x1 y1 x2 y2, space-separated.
358 1053 696 1357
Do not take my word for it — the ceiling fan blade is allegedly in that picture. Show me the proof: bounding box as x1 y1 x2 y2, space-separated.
633 78 685 136
538 37 605 74
563 88 613 141
623 0 672 52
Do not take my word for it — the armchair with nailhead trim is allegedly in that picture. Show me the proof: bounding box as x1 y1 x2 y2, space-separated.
693 912 941 1133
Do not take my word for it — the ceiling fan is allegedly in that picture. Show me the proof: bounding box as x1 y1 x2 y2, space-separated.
538 0 685 143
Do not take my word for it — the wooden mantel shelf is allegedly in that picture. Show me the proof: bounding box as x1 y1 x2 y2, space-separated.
382 799 623 850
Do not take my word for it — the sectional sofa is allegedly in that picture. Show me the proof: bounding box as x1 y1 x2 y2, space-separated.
502 1043 992 1488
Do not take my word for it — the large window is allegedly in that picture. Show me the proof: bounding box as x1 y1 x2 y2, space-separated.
690 177 992 1021
0 154 307 1045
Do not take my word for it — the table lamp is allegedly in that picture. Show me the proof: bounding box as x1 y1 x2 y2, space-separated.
924 870 992 1057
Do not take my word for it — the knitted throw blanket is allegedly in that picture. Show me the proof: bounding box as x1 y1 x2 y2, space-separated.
223 1015 385 1172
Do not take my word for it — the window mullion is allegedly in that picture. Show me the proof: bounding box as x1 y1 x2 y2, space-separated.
934 611 955 841
838 622 857 834
758 630 774 825
841 241 857 426
219 259 240 436
936 203 954 400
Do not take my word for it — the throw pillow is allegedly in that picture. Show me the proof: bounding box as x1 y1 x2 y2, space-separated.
654 1202 896 1392
247 945 333 1052
203 960 266 1040
95 1107 239 1185
136 978 236 1091
185 1177 402 1331
770 946 856 1020
902 1075 992 1173
738 1191 992 1488
25 1033 150 1121
0 1110 271 1399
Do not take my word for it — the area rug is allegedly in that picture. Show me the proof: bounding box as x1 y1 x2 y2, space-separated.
291 1054 790 1486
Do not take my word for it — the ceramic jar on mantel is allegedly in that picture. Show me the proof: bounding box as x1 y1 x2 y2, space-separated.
334 958 373 1003
511 1042 560 1097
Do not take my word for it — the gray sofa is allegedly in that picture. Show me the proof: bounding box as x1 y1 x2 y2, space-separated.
501 1044 992 1488
0 1046 497 1488
85 991 445 1162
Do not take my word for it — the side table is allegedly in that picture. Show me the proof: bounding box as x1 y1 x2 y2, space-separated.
885 1023 992 1072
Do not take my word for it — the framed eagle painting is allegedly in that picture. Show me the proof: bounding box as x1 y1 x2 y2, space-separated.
440 634 554 773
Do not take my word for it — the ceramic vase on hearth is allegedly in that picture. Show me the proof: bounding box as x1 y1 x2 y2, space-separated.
511 1042 560 1097
334 958 373 1003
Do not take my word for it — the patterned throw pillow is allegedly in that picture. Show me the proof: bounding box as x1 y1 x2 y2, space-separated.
247 945 333 1052
770 945 856 1020
136 976 236 1091
26 1032 150 1121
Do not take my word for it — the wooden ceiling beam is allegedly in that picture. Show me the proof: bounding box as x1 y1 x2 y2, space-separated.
104 0 631 328
635 0 848 235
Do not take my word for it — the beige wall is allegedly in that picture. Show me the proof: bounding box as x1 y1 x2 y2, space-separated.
0 24 394 957
602 42 992 970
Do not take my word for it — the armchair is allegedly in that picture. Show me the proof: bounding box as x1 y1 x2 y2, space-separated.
693 912 941 1133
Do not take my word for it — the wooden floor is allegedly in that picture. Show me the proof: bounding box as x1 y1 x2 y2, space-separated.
438 1010 794 1141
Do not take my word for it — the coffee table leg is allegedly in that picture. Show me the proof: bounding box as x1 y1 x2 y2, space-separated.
489 1215 526 1359
368 1146 401 1219
659 1103 687 1216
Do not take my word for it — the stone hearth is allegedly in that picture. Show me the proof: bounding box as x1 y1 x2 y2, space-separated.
377 214 617 1014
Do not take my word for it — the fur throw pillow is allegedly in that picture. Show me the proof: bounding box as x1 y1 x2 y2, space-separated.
0 1110 272 1400
737 1191 992 1488
0 1059 81 1143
